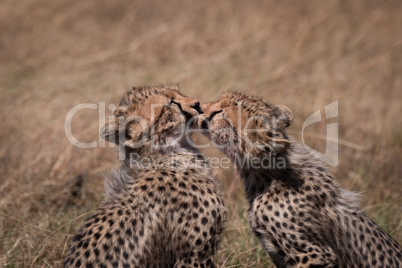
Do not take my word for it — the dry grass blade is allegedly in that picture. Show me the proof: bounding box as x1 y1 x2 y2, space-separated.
0 211 51 235
0 0 401 266
30 242 48 268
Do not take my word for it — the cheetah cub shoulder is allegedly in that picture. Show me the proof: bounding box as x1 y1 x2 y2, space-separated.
200 92 401 268
64 85 225 268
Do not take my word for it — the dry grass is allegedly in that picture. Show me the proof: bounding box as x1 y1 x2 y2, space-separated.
0 0 401 267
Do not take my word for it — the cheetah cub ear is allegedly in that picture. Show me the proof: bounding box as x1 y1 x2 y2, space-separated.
272 104 293 128
100 117 146 148
260 105 293 154
100 119 121 145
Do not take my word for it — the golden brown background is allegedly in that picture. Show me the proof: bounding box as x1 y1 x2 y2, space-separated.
1 0 401 266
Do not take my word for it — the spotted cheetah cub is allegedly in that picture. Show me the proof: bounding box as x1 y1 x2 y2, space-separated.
64 85 225 268
199 92 401 268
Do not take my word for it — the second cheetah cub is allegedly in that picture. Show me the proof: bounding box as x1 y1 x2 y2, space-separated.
64 85 225 268
199 92 401 268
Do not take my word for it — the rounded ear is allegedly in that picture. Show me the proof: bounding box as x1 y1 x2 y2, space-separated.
273 104 293 128
101 115 151 148
100 120 121 144
247 116 291 154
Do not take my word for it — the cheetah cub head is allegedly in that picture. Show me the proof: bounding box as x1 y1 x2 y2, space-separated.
199 92 293 161
100 84 202 155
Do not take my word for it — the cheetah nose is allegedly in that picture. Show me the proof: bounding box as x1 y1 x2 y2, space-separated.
201 118 210 130
191 101 203 114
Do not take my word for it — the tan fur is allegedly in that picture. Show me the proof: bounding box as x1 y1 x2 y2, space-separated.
199 92 402 268
65 85 225 268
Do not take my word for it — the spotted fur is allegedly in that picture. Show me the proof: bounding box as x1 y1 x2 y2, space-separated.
64 85 225 268
200 92 402 268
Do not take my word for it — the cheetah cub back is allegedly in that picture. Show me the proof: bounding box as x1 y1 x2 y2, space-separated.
64 85 225 268
199 92 401 268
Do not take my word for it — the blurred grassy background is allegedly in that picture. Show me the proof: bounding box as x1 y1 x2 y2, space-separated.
0 0 401 267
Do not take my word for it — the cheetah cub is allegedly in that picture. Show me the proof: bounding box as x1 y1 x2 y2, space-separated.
64 85 225 268
199 92 401 268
